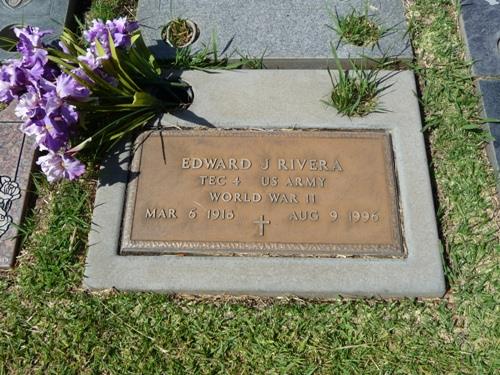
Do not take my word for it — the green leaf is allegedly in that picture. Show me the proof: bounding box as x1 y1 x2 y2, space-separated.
48 56 78 73
132 91 160 107
106 31 141 92
78 61 126 96
480 118 500 123
108 112 157 141
60 27 88 56
131 32 159 71
330 43 344 72
462 123 482 130
90 108 150 139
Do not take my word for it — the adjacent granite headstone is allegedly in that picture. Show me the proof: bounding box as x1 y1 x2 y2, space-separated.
137 0 413 68
460 0 500 77
0 103 36 269
84 70 445 298
460 1 500 190
0 0 77 61
477 79 500 178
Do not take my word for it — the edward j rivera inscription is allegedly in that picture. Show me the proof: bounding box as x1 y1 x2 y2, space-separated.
121 130 404 257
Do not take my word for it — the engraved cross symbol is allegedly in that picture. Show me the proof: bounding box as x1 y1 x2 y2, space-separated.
253 215 270 236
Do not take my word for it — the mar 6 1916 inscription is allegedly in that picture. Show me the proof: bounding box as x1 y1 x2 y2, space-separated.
121 130 403 257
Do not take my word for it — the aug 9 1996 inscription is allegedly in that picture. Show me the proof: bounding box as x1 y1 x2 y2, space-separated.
121 130 404 257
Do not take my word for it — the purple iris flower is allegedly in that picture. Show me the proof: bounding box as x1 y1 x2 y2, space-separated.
83 20 111 59
83 19 107 45
0 26 56 105
43 94 79 124
78 49 102 70
110 17 138 47
58 102 79 126
106 17 132 48
70 68 95 86
20 117 67 152
6 61 29 87
36 152 86 183
15 27 50 70
15 86 45 120
0 61 29 103
25 56 47 81
23 111 70 152
19 91 78 153
83 17 138 60
112 16 138 37
56 73 90 101
14 26 52 52
42 63 61 82
3 20 141 182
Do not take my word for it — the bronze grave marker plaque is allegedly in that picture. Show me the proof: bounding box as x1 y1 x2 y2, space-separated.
121 130 403 257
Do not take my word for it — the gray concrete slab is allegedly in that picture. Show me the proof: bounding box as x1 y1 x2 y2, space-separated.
84 69 445 298
477 79 500 184
460 0 500 77
0 0 77 61
137 0 413 68
0 102 36 269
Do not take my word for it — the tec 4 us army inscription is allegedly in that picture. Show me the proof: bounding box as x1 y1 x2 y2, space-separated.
121 130 404 257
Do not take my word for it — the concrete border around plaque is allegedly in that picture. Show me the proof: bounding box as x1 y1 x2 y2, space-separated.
137 0 413 68
84 70 446 298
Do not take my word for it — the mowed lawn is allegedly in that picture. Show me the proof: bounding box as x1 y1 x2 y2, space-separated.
1 0 499 373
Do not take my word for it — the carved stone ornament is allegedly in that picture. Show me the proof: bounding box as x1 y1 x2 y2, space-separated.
1 0 32 10
0 176 21 239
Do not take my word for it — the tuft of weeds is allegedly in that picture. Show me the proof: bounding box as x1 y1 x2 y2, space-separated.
235 49 267 69
328 3 396 48
167 44 228 70
325 49 393 117
164 34 265 70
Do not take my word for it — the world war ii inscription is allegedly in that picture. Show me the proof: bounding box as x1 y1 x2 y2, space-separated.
121 130 403 257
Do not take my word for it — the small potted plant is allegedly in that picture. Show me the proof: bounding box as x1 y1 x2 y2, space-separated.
162 18 198 48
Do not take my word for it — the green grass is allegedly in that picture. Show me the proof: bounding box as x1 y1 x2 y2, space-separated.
1 0 499 373
330 10 381 47
328 4 400 51
328 3 395 48
85 0 138 22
